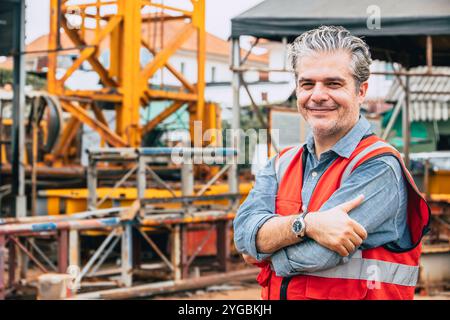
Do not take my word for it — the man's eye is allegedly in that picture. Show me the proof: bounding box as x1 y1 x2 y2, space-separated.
328 82 341 88
300 83 314 89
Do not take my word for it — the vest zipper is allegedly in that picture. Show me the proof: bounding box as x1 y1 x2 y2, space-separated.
280 277 292 300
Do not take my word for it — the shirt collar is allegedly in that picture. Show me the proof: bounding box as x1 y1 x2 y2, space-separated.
303 115 372 159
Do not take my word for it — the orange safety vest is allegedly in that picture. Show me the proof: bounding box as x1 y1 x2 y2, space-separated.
255 134 431 300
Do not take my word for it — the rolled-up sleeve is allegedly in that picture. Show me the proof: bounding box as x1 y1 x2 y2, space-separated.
233 157 278 262
270 156 410 277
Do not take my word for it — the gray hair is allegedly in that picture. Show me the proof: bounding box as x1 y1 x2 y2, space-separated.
288 26 372 89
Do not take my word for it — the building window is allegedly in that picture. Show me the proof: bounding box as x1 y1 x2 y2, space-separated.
180 62 185 75
261 92 268 102
211 66 216 83
259 71 269 82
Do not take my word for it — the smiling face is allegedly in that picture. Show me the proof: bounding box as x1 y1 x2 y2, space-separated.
295 50 368 139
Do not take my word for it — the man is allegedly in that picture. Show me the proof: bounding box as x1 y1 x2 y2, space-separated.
233 26 430 300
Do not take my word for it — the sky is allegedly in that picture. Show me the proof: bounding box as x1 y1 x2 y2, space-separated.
25 0 264 44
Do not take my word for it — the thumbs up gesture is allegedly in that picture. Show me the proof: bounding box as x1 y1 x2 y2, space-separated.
305 194 368 257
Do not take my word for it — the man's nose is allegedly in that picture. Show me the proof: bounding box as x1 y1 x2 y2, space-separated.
310 83 329 104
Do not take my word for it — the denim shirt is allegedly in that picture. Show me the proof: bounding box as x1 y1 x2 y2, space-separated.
233 116 412 277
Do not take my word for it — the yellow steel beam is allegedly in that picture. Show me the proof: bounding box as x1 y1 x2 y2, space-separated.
58 47 95 86
188 103 197 147
144 89 198 102
142 15 190 23
51 115 81 160
91 102 109 147
60 100 128 147
90 13 190 23
63 90 123 103
117 0 142 147
91 103 109 126
192 0 206 123
57 15 122 86
61 0 117 11
140 0 193 16
60 16 118 88
109 14 122 80
141 38 196 93
140 23 196 90
142 101 186 134
47 0 59 94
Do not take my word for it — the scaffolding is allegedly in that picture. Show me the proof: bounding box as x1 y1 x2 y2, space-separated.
0 147 244 299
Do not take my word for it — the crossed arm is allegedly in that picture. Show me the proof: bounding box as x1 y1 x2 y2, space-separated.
233 155 410 277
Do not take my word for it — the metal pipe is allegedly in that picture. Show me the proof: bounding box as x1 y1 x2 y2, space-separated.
171 225 181 281
88 235 121 277
138 147 237 156
0 207 127 226
80 229 118 280
282 36 288 69
89 147 238 156
216 220 231 272
121 223 133 287
426 36 433 74
87 157 98 211
196 164 231 197
26 238 58 272
229 38 241 195
137 228 173 271
137 157 146 208
140 211 235 227
69 230 80 269
58 230 68 273
11 0 26 218
141 193 240 205
96 164 138 207
381 92 405 140
31 101 38 216
403 73 411 169
240 37 259 66
181 162 194 197
9 236 48 273
423 159 431 198
239 73 268 128
145 165 177 197
0 217 122 235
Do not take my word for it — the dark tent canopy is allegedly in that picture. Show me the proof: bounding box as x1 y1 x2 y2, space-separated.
231 0 450 67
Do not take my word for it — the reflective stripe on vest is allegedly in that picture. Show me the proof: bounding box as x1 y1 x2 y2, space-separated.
275 141 397 186
340 140 397 185
275 146 301 184
299 250 419 287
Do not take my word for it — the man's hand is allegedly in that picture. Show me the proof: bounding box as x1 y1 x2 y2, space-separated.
305 194 368 257
241 254 270 265
241 254 258 265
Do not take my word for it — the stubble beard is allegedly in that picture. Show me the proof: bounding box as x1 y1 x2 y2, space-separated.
311 119 342 139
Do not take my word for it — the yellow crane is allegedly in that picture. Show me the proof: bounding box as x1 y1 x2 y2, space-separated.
46 0 209 164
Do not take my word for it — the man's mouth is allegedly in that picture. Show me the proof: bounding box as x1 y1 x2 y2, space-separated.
305 106 338 112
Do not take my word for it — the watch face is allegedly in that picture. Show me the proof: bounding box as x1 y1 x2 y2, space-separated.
292 219 303 234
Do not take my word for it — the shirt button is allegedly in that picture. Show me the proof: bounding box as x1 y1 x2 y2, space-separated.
311 171 318 177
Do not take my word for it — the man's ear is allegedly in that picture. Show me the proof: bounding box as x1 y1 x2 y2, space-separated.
357 81 369 104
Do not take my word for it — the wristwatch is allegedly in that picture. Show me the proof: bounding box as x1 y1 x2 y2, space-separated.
291 211 309 239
